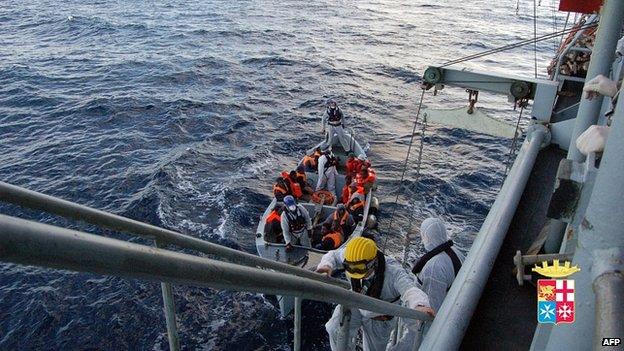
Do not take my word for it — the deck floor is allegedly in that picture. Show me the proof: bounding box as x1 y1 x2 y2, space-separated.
460 146 565 350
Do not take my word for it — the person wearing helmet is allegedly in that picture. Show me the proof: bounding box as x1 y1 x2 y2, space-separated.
321 99 352 152
411 217 464 311
323 204 355 237
280 195 312 250
316 237 435 351
316 149 339 194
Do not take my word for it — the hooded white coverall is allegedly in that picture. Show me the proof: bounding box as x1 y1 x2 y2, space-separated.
319 248 431 351
417 217 465 311
321 110 352 152
316 154 338 194
280 204 312 247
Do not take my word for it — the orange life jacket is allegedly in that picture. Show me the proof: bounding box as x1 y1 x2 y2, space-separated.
349 201 364 213
273 183 288 196
281 171 303 199
341 185 350 204
266 210 281 224
296 171 307 184
346 158 362 177
302 151 321 169
322 231 343 249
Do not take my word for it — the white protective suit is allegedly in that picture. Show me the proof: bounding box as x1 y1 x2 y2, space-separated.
316 154 338 194
280 204 312 247
417 217 465 311
319 248 431 351
321 109 352 152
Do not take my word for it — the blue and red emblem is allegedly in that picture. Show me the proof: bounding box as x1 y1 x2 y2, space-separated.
537 279 575 324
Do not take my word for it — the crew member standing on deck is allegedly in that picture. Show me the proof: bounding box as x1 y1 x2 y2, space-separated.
316 237 435 351
281 195 312 250
411 217 464 311
316 150 339 194
321 99 352 152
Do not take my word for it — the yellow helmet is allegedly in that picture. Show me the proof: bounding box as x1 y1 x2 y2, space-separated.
343 237 378 279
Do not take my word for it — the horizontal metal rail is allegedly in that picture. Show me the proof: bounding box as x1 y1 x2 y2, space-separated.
419 127 547 350
0 214 433 321
0 181 349 289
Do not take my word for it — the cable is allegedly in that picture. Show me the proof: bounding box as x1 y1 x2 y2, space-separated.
439 22 598 68
381 89 426 253
534 0 538 78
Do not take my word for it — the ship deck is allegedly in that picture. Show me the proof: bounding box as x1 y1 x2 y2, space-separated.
461 146 565 350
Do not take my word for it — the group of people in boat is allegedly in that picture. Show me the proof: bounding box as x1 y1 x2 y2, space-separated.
266 99 467 350
265 151 377 251
265 100 378 252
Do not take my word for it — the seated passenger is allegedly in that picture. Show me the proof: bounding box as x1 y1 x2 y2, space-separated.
281 171 303 200
345 153 363 178
323 204 355 237
348 197 364 224
341 176 353 204
273 177 291 201
347 181 365 204
315 224 344 250
302 148 322 172
264 207 283 243
316 151 339 194
412 217 465 311
291 167 313 201
356 166 376 194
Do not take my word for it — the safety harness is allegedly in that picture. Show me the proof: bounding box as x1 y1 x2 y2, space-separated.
412 240 462 286
284 206 306 233
327 108 343 126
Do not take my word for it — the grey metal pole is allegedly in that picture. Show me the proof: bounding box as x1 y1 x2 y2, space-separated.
419 126 548 351
0 214 433 322
0 181 349 289
593 273 624 350
156 241 180 351
567 0 624 161
294 297 302 351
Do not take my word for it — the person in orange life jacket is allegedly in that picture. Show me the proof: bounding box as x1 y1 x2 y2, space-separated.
264 206 284 243
315 223 344 250
316 150 339 193
348 181 366 204
321 99 352 152
345 153 359 178
323 203 355 237
291 167 313 200
280 171 303 199
280 195 312 251
273 177 291 201
302 147 322 172
357 167 376 194
341 175 353 204
411 217 465 311
348 197 365 224
316 237 435 351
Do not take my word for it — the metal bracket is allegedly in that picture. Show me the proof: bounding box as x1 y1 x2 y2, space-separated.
513 251 572 286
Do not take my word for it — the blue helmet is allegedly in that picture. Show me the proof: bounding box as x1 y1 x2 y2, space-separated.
284 195 297 211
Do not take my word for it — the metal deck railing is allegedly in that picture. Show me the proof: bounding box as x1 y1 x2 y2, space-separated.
0 182 431 351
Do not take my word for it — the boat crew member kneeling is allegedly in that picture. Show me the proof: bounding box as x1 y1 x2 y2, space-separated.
412 217 465 312
281 195 313 251
316 237 435 351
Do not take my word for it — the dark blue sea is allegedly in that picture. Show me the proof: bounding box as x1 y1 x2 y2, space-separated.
0 0 564 349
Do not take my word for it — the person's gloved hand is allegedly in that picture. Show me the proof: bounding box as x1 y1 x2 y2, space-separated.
285 243 294 252
576 125 610 156
315 265 332 276
583 75 618 100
